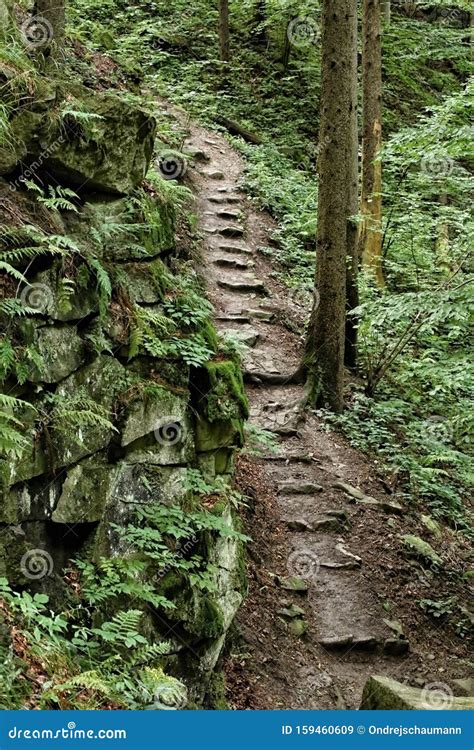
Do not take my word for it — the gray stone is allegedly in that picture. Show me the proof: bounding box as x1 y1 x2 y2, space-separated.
285 519 313 532
52 455 111 523
22 86 155 194
26 324 85 384
333 480 403 514
360 676 474 710
218 278 267 294
218 225 245 238
219 244 253 256
216 210 242 221
278 481 324 496
204 170 225 180
53 356 127 468
277 576 309 593
213 256 252 271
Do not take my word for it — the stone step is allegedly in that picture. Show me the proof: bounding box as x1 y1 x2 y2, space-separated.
219 225 245 238
216 209 243 221
248 308 275 323
217 278 267 294
318 635 380 652
218 244 253 256
203 169 225 180
222 327 259 348
212 256 253 271
278 481 324 496
208 195 229 204
215 314 251 324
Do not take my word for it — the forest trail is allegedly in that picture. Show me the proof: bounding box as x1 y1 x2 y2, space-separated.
159 100 467 710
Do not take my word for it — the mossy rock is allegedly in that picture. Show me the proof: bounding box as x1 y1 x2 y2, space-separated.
66 193 175 261
93 464 191 558
115 259 170 305
9 84 156 195
195 416 244 452
401 534 443 567
0 402 47 489
361 676 474 710
51 454 111 524
52 356 128 468
197 449 235 480
30 261 99 322
193 360 248 423
123 390 195 466
18 322 85 384
0 475 62 524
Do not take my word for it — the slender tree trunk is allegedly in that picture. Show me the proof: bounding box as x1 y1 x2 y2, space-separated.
219 0 230 62
359 0 384 288
254 0 268 45
345 5 360 370
282 19 292 69
33 0 65 56
383 1 391 26
305 0 358 412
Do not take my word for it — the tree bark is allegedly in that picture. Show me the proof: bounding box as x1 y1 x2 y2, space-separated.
282 19 292 69
359 0 384 288
345 3 360 370
305 0 358 412
383 1 391 26
218 0 230 62
33 0 65 56
254 0 268 45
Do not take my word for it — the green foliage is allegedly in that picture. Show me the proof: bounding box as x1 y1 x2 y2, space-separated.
0 394 33 459
0 578 180 710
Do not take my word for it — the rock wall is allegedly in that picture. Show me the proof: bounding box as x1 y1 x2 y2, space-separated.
0 63 247 706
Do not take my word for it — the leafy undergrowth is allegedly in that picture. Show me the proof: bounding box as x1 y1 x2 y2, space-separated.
0 473 247 709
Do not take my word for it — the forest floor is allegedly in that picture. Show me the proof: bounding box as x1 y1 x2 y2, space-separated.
160 99 472 710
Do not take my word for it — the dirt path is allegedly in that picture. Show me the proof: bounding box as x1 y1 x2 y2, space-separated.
157 101 471 709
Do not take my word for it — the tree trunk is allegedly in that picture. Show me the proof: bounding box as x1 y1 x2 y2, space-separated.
305 0 358 412
345 4 360 370
383 1 391 26
282 19 292 69
33 0 65 56
359 0 384 288
219 0 230 62
254 0 268 45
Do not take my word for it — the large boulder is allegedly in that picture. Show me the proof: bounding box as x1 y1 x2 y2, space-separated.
3 85 156 194
361 676 474 710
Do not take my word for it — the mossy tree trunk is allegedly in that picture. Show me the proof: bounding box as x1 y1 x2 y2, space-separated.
219 0 230 62
305 0 358 411
359 0 384 288
33 0 65 57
